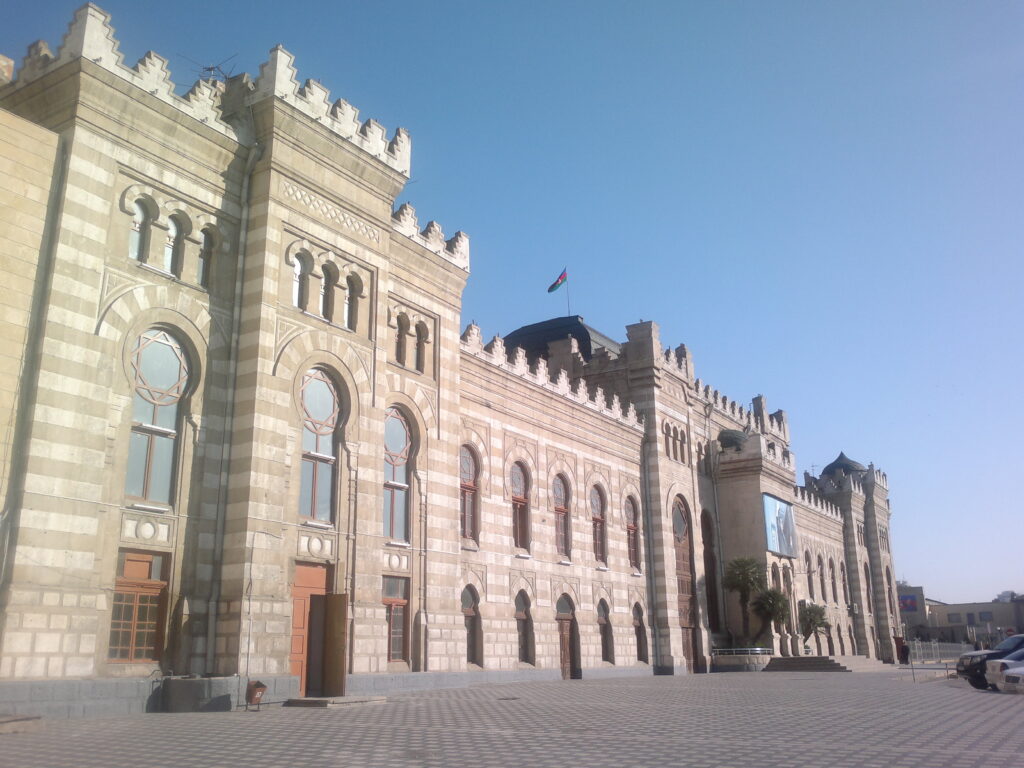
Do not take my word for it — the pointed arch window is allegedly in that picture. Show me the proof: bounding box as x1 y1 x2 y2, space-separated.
125 329 190 506
383 407 412 542
128 200 151 262
829 559 838 604
395 314 410 366
553 475 571 559
817 555 827 603
840 562 849 604
805 551 815 600
459 446 478 542
590 486 607 564
510 462 530 551
514 590 534 664
863 563 873 614
344 274 361 331
299 369 339 522
162 214 185 275
414 322 429 374
198 228 214 288
320 264 338 322
292 252 311 310
625 497 641 571
597 599 614 663
633 604 648 663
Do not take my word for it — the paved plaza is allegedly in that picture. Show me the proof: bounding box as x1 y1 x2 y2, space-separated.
0 671 1020 768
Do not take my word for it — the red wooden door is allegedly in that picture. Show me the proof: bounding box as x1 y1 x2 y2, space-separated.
558 619 572 680
672 500 696 669
291 564 329 697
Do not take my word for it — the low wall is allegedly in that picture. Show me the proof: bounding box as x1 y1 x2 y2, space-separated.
711 653 772 673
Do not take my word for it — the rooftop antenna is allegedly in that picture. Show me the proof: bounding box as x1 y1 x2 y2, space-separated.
178 52 237 81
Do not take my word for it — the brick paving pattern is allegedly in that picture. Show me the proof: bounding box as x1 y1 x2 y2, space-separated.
0 672 1020 768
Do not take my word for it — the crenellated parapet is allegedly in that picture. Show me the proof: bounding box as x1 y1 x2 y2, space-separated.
692 378 754 428
391 203 469 271
866 463 888 490
658 342 692 380
793 485 842 520
460 324 642 430
2 5 411 174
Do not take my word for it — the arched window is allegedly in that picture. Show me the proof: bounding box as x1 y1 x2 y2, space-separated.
625 497 640 571
125 329 190 506
840 562 849 604
597 599 614 664
320 263 338 321
804 551 815 600
886 567 895 616
299 369 339 522
414 322 428 374
677 428 687 464
663 422 672 456
863 563 873 614
292 252 311 310
671 426 680 461
162 214 186 275
514 590 534 664
344 274 360 331
395 314 410 366
128 200 150 261
459 446 478 541
510 462 530 551
462 585 482 667
198 228 214 288
782 566 794 633
553 475 571 559
633 604 648 663
829 559 838 604
383 407 412 542
591 486 606 564
817 555 827 603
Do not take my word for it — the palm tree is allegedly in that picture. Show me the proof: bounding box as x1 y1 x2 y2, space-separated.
723 557 766 643
798 603 830 642
751 588 790 644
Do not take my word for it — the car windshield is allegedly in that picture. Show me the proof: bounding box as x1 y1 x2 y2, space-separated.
994 635 1024 652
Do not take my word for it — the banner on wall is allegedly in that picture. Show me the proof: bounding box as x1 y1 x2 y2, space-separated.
899 594 918 612
763 494 796 557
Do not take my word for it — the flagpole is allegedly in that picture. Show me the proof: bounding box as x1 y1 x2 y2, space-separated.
566 276 571 317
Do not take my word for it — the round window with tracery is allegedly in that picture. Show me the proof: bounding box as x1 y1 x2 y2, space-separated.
510 463 527 500
130 329 189 427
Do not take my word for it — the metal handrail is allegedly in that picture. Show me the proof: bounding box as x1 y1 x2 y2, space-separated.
711 647 774 656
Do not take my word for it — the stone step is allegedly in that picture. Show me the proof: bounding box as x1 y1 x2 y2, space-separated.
0 715 42 734
284 695 386 708
763 655 892 673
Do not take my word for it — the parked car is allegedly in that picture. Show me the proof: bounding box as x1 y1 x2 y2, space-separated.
1001 669 1024 694
985 647 1024 692
957 634 1024 690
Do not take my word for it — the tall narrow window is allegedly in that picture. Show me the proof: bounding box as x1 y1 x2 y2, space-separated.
108 551 167 662
553 475 571 559
510 462 530 551
125 329 190 506
383 576 409 662
129 200 150 262
162 215 185 275
198 228 213 288
344 274 360 331
383 408 412 542
591 486 606 564
597 599 614 664
886 568 896 616
320 264 338 321
840 562 849 603
299 369 339 522
414 322 428 374
459 446 478 541
625 497 640 571
633 604 648 663
863 563 873 613
805 551 815 600
395 314 409 365
829 559 838 604
817 555 827 603
514 590 534 664
293 252 310 310
462 585 482 667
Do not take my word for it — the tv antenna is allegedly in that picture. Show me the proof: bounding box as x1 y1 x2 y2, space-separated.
178 53 238 81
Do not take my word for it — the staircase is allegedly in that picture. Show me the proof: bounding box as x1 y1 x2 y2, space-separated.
763 655 891 673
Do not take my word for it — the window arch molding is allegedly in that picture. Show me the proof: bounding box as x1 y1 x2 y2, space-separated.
503 451 539 508
119 316 207 396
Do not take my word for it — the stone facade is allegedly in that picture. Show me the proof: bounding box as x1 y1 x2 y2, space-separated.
0 5 901 714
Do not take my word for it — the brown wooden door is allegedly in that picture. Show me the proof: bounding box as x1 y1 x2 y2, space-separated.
291 564 329 697
558 619 572 680
672 500 696 669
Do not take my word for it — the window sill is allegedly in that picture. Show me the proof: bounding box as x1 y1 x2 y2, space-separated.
385 540 412 548
514 552 532 560
127 502 171 514
301 519 333 529
460 539 479 552
631 569 643 577
596 565 610 572
557 559 572 566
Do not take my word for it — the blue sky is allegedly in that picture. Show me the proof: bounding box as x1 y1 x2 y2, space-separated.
4 2 1022 605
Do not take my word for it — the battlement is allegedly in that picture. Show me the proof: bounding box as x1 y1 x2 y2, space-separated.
460 324 643 430
2 5 410 174
659 343 691 379
815 470 864 496
692 379 754 428
793 485 841 520
391 203 469 271
866 463 888 489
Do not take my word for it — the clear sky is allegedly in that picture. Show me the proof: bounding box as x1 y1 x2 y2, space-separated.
4 2 1022 605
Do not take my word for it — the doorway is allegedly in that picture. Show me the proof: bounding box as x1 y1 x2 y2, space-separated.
672 498 697 669
290 563 329 697
555 594 581 680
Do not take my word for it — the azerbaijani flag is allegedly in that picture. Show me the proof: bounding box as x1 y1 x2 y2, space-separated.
547 268 567 293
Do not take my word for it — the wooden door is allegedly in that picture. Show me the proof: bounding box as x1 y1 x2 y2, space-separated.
672 500 696 669
290 564 329 697
558 619 572 680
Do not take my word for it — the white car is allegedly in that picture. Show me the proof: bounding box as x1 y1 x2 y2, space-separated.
985 647 1024 692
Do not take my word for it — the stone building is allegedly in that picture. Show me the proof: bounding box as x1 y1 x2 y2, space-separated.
0 5 901 716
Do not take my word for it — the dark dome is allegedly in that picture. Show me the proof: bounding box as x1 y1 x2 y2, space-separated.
718 429 749 450
502 316 620 362
822 452 866 476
